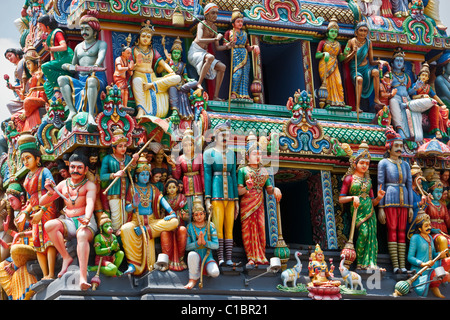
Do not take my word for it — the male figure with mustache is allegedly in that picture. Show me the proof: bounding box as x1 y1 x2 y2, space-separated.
40 153 98 290
377 128 413 274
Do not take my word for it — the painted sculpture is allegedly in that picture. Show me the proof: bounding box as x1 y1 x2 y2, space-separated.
4 47 28 115
113 38 134 109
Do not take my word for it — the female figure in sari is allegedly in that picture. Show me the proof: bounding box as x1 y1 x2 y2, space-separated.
160 178 188 271
339 142 385 269
224 8 260 102
18 133 58 280
237 134 281 268
315 17 346 108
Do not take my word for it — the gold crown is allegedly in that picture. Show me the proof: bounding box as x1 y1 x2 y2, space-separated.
393 47 406 59
111 128 128 146
411 161 422 176
327 16 339 31
231 7 243 22
140 19 155 34
136 155 151 173
192 197 205 213
170 36 183 52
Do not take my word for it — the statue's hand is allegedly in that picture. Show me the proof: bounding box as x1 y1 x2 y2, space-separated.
378 208 386 224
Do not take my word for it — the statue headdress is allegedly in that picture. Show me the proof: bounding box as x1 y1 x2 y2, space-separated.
384 128 402 150
231 7 243 23
213 120 231 136
111 128 128 146
170 36 183 52
80 10 101 32
419 62 430 76
140 19 155 34
204 3 219 15
428 172 444 191
18 132 40 157
192 196 205 213
411 161 422 177
24 46 40 62
327 16 339 31
6 182 24 198
393 47 406 59
182 127 194 144
350 141 371 165
135 155 151 173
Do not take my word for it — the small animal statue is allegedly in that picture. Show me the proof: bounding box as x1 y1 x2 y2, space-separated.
339 254 363 290
281 251 302 287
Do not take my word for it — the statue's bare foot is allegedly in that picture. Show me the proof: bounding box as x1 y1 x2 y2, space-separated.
42 274 55 280
184 279 198 289
212 96 225 102
80 281 92 291
58 256 74 278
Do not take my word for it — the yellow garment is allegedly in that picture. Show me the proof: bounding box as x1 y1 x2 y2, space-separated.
0 260 37 300
212 200 235 240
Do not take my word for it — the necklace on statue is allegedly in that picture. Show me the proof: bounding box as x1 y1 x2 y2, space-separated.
83 40 98 52
66 177 88 205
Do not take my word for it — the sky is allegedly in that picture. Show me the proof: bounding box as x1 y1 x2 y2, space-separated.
0 1 450 124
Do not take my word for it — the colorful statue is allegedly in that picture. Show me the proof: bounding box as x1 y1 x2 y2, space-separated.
435 52 450 105
378 65 396 107
120 157 179 276
408 62 449 139
12 46 46 133
113 39 134 108
187 3 231 101
377 129 414 274
184 197 219 289
407 213 450 298
307 244 341 287
389 48 435 141
391 0 410 17
4 48 28 115
203 121 239 266
18 133 59 280
131 20 181 119
37 14 74 100
237 133 282 268
407 162 428 240
225 8 260 102
357 0 382 16
40 152 98 290
315 16 346 108
99 128 139 233
339 142 385 270
57 10 108 127
160 178 188 271
343 21 384 113
173 127 205 222
88 211 124 277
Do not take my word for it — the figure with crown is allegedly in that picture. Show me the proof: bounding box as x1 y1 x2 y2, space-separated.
237 132 281 268
377 128 414 274
131 20 181 119
339 142 385 270
120 156 179 276
99 128 139 234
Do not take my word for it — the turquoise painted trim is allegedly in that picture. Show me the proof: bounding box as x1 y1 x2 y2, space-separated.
321 170 338 250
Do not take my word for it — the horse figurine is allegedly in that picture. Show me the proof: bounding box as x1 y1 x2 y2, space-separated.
339 254 363 290
280 251 302 287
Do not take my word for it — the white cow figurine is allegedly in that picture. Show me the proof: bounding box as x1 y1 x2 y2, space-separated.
339 254 363 290
280 251 302 287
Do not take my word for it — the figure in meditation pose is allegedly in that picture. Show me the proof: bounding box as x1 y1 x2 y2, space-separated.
315 16 346 108
343 21 384 113
377 129 414 274
57 10 108 127
339 142 385 270
184 197 219 289
187 3 232 101
308 244 341 287
40 153 98 291
224 8 260 102
237 133 282 268
131 20 181 119
121 157 179 276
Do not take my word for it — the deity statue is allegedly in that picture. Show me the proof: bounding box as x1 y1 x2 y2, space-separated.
435 52 450 105
0 182 37 300
408 213 450 298
40 153 98 290
160 178 188 271
308 244 341 287
224 8 260 102
237 133 282 268
339 142 385 270
378 65 396 108
407 162 428 240
389 48 435 141
173 127 205 222
99 129 139 233
315 16 346 108
203 121 239 266
113 40 134 108
377 129 414 274
57 10 108 127
37 14 74 100
11 46 46 133
131 20 181 119
408 62 449 139
4 48 29 115
18 133 59 280
162 36 198 121
120 156 179 275
184 197 219 289
187 3 232 101
343 21 384 113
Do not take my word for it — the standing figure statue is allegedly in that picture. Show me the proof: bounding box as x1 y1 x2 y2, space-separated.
315 16 346 108
99 128 139 234
120 156 179 276
343 21 384 114
57 10 108 127
377 129 414 274
203 121 239 266
131 20 181 119
4 48 29 115
37 13 74 100
435 52 450 105
187 3 232 101
18 133 59 280
40 153 98 290
339 141 385 270
113 41 134 108
225 8 260 102
237 133 281 268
